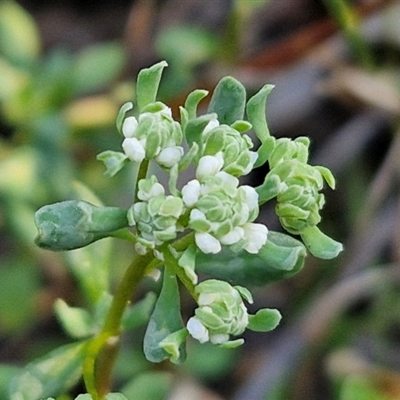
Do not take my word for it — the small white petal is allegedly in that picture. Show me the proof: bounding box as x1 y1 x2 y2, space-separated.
196 155 223 181
215 171 239 188
210 333 229 345
195 232 221 254
219 226 244 245
240 186 259 212
122 116 138 138
203 118 220 135
182 180 201 207
156 146 184 168
187 317 209 343
190 208 207 222
242 223 268 253
122 137 146 162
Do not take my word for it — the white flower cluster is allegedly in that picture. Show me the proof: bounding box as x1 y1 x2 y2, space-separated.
182 153 268 254
122 104 184 168
186 280 250 346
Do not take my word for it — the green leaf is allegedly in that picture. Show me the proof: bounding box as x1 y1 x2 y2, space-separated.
116 102 133 134
143 271 186 364
121 371 173 400
54 299 94 339
301 225 343 259
0 0 40 67
122 292 157 331
254 136 276 168
196 231 307 286
97 151 129 177
246 84 274 142
184 113 216 148
106 394 129 400
73 42 126 94
9 342 87 400
208 76 246 125
34 200 129 251
184 89 209 120
247 308 282 332
136 61 168 111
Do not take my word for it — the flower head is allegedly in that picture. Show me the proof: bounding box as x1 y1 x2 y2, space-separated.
128 176 184 249
200 123 257 177
121 103 183 167
186 280 250 346
181 155 267 254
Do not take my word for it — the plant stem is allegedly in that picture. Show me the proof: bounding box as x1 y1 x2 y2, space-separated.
83 251 154 399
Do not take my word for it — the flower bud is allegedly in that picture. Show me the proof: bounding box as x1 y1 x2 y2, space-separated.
128 176 184 248
186 280 250 346
121 103 183 167
201 123 257 176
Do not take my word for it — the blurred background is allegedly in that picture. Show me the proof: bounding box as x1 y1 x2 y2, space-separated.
1 0 400 399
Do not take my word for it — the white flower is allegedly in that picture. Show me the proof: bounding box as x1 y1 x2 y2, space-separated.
203 118 220 135
219 226 244 245
122 137 146 162
137 181 164 201
242 223 268 253
195 232 221 254
182 180 201 207
210 333 230 345
239 185 259 213
156 146 184 168
196 153 224 181
122 116 138 138
187 316 209 343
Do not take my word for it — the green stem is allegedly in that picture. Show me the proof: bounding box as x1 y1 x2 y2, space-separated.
83 251 154 399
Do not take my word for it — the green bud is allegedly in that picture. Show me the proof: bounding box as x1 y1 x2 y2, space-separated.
186 279 250 346
128 176 184 247
34 200 129 251
201 123 258 176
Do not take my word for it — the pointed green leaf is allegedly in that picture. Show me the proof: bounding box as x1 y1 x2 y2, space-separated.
9 342 87 400
184 89 209 119
116 102 133 134
143 271 186 363
196 231 307 286
301 225 343 259
247 308 281 332
136 61 168 111
246 84 274 142
256 174 282 204
208 76 246 125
